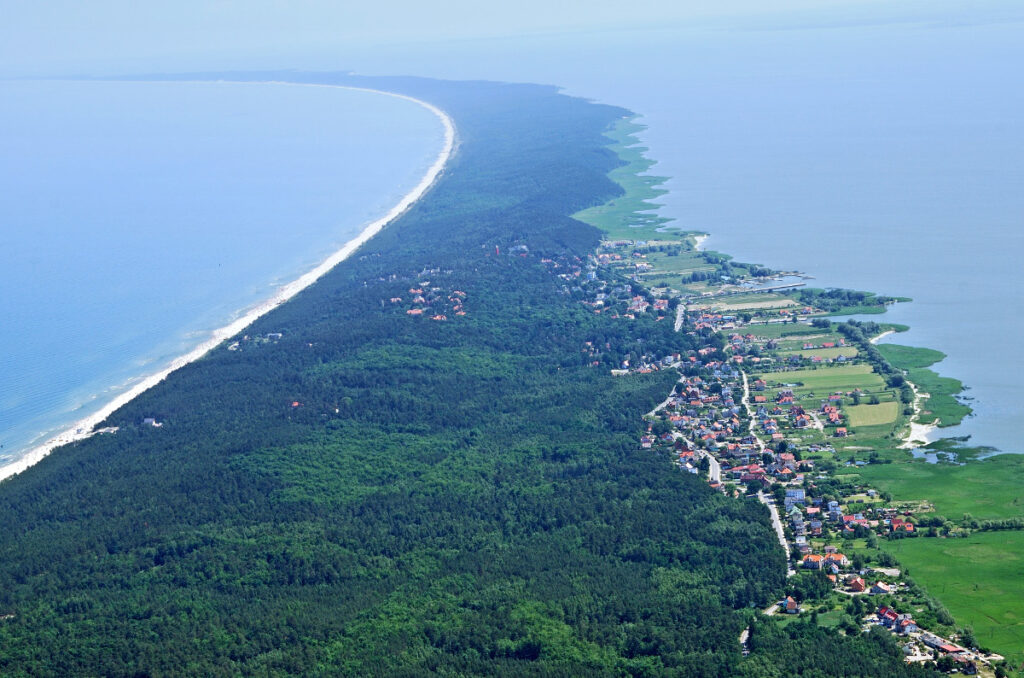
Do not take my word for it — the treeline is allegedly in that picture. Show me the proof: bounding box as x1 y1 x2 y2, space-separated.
741 620 940 677
0 74 931 676
795 288 901 313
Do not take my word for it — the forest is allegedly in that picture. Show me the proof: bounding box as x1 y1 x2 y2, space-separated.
0 74 937 676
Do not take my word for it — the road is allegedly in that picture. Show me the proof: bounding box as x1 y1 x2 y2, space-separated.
741 372 766 452
758 490 795 578
701 449 721 483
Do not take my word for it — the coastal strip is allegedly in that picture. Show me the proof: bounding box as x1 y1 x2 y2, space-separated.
0 80 456 483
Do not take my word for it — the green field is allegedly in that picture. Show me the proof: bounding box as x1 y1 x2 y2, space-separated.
846 402 899 427
840 453 1024 522
747 323 826 339
781 347 859 359
775 336 838 349
753 364 886 396
883 531 1024 666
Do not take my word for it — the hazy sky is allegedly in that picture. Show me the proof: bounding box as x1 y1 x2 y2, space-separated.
4 0 1020 76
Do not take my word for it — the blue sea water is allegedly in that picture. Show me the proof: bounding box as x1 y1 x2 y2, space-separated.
0 79 445 462
339 15 1024 454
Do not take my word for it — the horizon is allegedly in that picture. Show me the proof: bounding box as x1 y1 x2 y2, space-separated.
3 0 1023 77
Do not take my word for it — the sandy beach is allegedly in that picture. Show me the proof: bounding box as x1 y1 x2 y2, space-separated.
0 81 456 483
870 329 896 344
693 234 709 250
899 381 938 449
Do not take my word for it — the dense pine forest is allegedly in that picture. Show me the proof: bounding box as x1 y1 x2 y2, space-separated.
0 74 937 677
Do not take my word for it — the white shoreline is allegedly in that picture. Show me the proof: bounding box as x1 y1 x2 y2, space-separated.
693 234 709 251
0 80 456 483
870 329 896 345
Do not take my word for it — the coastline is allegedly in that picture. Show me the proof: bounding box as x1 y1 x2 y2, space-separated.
869 329 895 344
0 81 456 484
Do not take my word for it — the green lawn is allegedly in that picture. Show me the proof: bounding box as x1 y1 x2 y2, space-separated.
846 402 899 427
883 531 1024 666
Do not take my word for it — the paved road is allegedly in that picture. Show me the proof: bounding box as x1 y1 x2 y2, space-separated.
703 450 721 483
758 491 795 577
741 373 766 452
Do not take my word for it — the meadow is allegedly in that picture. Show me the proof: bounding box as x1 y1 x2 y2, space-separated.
845 401 899 427
883 531 1024 667
753 364 886 397
840 453 1024 522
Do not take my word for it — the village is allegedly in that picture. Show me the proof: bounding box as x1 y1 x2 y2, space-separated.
570 233 1005 676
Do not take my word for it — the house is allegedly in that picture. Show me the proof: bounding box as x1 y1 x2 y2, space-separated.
897 618 919 634
835 427 848 437
847 576 866 592
824 553 849 568
784 596 799 614
870 582 892 595
877 606 899 627
802 554 824 570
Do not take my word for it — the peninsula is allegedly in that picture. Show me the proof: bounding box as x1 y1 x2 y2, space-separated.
0 73 1008 677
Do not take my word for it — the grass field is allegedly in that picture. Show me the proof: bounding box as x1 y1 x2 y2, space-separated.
883 531 1024 666
840 454 1024 522
754 364 886 396
780 347 859 359
846 402 899 427
747 323 826 339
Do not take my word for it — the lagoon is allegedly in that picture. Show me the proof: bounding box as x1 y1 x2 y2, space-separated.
346 16 1024 453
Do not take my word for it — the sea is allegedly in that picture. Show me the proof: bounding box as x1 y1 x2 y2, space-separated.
3 10 1022 465
336 13 1024 454
0 79 446 464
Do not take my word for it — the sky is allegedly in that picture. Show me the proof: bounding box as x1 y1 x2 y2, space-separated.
3 0 1021 77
